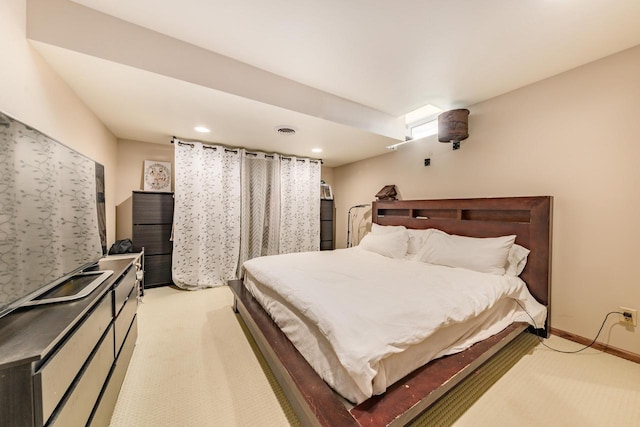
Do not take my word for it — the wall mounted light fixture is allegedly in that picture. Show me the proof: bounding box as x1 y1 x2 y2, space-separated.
438 109 469 150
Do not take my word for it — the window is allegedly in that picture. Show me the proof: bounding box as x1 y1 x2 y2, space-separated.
388 104 443 150
405 104 442 140
409 119 438 139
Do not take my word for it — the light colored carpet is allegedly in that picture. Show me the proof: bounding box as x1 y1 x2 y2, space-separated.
452 334 640 427
110 286 640 427
109 285 298 427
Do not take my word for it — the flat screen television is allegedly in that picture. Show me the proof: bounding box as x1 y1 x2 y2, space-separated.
0 111 109 319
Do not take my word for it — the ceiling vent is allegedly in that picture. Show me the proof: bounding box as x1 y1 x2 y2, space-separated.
276 126 296 135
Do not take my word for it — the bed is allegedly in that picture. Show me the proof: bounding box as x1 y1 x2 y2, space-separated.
229 196 552 426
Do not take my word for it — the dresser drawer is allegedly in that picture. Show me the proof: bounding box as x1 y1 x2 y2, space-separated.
320 221 333 241
320 240 334 250
132 224 173 255
144 254 172 287
48 325 114 427
132 192 174 224
89 315 137 427
114 287 137 357
35 294 112 424
320 200 333 219
113 266 135 317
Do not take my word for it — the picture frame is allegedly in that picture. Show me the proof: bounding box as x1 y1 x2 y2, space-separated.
320 183 333 200
143 160 172 192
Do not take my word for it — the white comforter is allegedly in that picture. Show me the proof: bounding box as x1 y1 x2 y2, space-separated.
243 248 546 402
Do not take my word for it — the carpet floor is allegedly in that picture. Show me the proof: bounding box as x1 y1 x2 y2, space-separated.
109 286 640 427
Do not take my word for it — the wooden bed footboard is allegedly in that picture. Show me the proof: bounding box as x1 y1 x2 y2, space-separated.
230 279 528 427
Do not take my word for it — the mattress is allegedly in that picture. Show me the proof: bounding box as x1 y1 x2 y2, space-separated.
242 248 546 404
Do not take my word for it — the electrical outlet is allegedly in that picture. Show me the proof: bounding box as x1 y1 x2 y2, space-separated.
620 307 637 327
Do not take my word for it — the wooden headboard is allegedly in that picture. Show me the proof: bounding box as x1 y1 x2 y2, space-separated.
372 196 552 328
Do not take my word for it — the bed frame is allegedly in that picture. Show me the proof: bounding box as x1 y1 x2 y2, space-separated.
229 196 552 427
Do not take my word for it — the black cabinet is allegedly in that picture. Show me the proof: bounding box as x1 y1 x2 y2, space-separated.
320 199 334 250
132 191 174 288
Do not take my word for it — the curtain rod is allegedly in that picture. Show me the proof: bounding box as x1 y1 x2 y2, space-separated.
281 156 321 164
244 152 275 159
172 136 236 153
171 136 323 164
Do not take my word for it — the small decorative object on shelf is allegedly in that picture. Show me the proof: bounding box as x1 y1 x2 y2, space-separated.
320 180 333 200
375 185 397 201
143 160 172 191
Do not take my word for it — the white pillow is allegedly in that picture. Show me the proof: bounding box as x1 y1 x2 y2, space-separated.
371 223 431 255
406 228 434 255
417 229 516 275
371 223 406 235
358 230 408 259
504 244 530 276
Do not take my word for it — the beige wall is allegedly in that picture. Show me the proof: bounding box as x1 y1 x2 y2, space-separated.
115 139 175 239
321 165 335 187
1 0 118 246
333 45 640 356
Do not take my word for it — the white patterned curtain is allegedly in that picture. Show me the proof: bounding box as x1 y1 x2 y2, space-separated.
172 142 241 289
279 157 321 254
237 150 281 276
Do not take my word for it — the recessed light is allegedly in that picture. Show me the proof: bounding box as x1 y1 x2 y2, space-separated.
194 126 210 133
311 148 323 153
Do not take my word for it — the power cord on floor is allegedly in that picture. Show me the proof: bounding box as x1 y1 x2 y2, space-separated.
516 300 622 354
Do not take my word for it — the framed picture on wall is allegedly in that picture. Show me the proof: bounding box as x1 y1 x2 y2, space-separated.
143 160 172 192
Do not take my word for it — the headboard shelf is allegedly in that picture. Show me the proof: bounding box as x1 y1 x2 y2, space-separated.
413 208 458 220
377 207 532 224
377 208 411 217
461 209 530 223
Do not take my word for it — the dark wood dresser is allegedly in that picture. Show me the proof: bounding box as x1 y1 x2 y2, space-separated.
132 191 174 288
320 199 334 250
0 255 141 427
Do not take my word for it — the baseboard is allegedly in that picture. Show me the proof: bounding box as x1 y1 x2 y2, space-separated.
550 328 640 364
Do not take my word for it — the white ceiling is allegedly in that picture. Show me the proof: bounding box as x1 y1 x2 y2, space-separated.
29 0 640 166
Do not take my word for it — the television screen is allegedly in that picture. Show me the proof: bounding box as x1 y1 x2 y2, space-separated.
0 111 106 318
